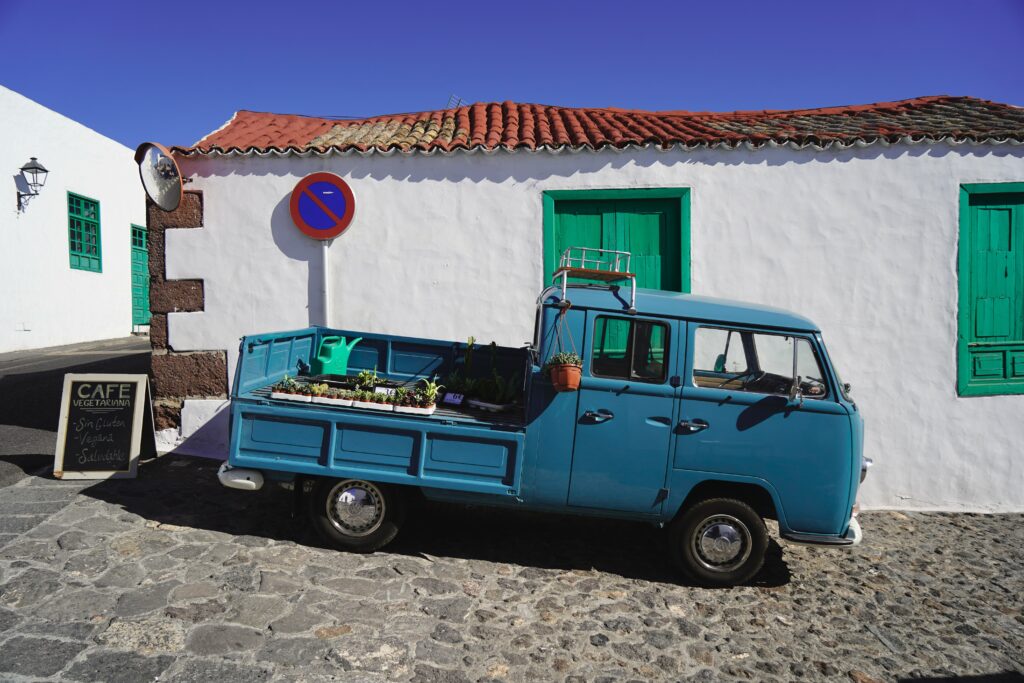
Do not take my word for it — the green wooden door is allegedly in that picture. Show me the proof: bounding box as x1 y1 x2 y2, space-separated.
547 198 685 291
961 191 1024 391
131 225 151 326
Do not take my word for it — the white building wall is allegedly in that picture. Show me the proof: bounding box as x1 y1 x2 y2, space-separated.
0 85 145 352
168 143 1024 512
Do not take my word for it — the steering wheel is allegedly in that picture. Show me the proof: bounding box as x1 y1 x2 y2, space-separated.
730 370 767 389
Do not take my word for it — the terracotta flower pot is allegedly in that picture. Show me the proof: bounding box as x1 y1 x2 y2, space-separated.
549 364 582 392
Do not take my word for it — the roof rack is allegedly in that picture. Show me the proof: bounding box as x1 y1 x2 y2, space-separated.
552 247 637 314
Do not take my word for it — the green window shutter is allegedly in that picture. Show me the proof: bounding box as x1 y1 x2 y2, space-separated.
68 192 102 273
550 200 612 285
543 189 690 294
617 198 682 291
958 184 1024 396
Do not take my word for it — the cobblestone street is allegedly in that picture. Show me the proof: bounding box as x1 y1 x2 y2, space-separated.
0 454 1021 682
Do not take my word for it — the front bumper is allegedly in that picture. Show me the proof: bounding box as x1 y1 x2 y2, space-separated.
843 516 863 546
780 509 863 547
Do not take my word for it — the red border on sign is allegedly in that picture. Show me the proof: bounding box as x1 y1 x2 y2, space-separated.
289 172 356 240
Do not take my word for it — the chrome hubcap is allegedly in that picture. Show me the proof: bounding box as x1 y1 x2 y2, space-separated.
326 480 384 537
692 514 751 572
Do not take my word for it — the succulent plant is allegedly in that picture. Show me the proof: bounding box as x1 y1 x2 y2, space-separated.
274 375 301 393
355 368 380 391
418 377 444 405
544 352 583 371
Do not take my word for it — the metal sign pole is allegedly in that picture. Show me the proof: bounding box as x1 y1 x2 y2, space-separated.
288 173 356 330
322 239 332 328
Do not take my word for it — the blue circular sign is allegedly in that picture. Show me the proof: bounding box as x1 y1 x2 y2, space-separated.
289 173 356 240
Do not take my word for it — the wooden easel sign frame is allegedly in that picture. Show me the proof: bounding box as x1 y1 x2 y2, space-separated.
53 374 155 480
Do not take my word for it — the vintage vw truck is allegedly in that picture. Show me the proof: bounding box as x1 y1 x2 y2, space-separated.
221 252 869 586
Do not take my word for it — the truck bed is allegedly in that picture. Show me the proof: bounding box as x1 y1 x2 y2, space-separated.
228 326 530 497
245 383 526 431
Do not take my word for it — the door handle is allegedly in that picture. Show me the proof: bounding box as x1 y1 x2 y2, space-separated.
583 409 614 424
678 418 709 434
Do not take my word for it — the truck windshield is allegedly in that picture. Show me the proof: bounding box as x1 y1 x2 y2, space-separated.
816 333 853 402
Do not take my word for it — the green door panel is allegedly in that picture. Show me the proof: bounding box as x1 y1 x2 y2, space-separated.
959 188 1024 394
971 207 1016 340
131 225 151 326
547 195 687 293
550 200 614 285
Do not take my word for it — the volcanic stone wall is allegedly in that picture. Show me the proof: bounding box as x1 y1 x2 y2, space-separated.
147 191 227 429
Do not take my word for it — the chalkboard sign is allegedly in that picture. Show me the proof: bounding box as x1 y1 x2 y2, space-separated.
54 374 155 480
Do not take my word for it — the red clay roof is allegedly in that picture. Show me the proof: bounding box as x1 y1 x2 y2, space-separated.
176 96 1024 156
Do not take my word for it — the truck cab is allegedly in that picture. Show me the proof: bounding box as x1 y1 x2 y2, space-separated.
222 251 867 586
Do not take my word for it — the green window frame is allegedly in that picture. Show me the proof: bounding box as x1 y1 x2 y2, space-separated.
542 188 691 292
957 182 1024 396
68 192 102 272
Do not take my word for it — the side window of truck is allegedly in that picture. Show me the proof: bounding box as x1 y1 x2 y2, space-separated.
591 316 669 383
692 326 828 397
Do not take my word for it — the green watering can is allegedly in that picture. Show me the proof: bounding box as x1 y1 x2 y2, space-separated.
311 336 362 377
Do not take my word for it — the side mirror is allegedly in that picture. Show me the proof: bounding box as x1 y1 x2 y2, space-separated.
788 375 804 406
713 354 726 373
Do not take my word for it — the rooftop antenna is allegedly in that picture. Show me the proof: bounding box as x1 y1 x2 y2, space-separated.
446 94 464 109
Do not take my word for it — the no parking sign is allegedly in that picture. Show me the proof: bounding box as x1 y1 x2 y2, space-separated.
289 172 356 240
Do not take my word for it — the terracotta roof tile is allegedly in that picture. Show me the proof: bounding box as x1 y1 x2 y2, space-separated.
178 96 1024 156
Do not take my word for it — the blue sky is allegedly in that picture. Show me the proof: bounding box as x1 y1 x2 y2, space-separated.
2 0 1022 149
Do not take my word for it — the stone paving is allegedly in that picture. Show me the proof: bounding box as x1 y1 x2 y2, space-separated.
0 454 1021 682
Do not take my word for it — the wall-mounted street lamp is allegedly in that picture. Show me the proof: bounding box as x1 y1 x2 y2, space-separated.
16 157 49 211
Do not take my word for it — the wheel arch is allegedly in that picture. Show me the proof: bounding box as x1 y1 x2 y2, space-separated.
673 479 780 523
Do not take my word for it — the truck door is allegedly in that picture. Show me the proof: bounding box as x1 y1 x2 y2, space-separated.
568 314 678 514
676 324 853 534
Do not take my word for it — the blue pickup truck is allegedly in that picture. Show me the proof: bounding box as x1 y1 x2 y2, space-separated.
221 275 869 586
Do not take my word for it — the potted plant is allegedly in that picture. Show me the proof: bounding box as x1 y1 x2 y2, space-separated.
545 352 583 392
270 375 298 401
355 368 380 392
395 377 440 416
350 390 376 410
392 388 416 415
271 375 313 402
467 370 520 412
409 390 437 416
369 390 394 412
308 382 330 405
313 385 350 407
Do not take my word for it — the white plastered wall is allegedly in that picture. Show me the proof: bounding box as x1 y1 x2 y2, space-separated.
0 86 145 352
166 142 1024 512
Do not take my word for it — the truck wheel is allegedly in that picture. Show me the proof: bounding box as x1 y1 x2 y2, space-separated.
308 478 405 552
669 497 768 587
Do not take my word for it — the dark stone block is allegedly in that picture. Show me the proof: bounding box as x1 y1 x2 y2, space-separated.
150 352 227 399
149 279 204 314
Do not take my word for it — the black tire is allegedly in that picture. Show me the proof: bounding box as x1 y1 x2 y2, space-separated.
669 497 768 587
308 478 406 552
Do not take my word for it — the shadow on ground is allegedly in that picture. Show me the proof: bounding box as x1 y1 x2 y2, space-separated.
0 348 150 432
77 454 791 587
0 453 50 477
